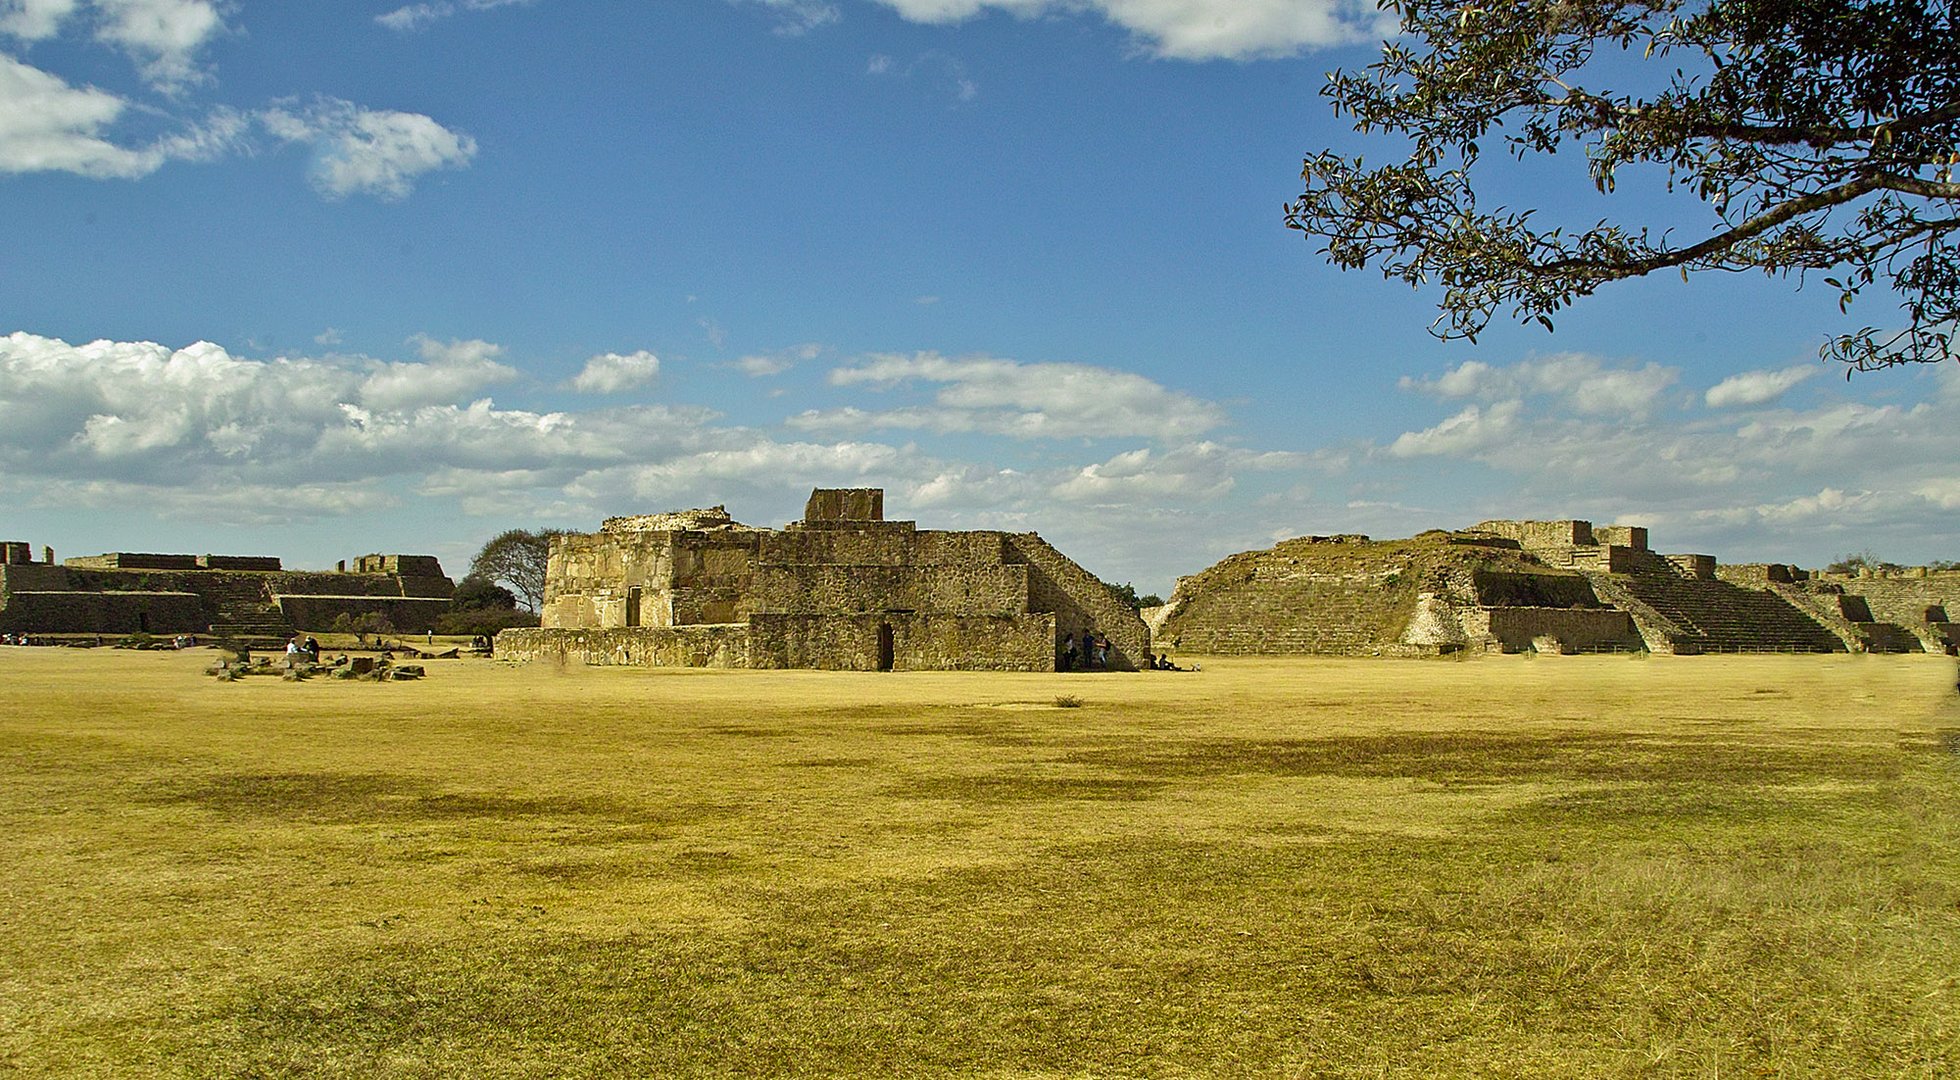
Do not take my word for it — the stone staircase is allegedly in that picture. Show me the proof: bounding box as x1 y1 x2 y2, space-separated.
203 574 295 646
1598 556 1843 653
1770 584 1937 653
1852 621 1926 653
1155 576 1406 655
1931 622 1960 655
1002 533 1150 669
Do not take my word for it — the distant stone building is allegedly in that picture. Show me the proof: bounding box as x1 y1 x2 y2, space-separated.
1154 519 1957 656
0 544 454 642
496 487 1148 671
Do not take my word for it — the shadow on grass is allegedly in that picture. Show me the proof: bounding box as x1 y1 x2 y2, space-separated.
147 772 621 825
881 773 1169 803
1062 730 1900 787
198 808 1958 1078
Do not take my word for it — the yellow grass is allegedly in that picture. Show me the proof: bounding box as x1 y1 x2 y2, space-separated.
2 647 1957 1076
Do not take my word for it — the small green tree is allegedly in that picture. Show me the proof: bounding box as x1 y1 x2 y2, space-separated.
332 611 396 647
357 612 395 644
1107 582 1166 610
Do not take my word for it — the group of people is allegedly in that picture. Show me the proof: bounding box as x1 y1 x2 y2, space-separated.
0 632 38 646
1059 629 1190 672
1061 630 1112 670
284 636 321 663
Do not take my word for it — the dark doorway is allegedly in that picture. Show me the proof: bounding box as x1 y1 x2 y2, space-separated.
626 586 642 628
137 611 149 633
877 622 895 672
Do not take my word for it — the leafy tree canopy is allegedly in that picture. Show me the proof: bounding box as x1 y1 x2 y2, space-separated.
452 573 518 612
1287 0 1960 371
467 529 565 612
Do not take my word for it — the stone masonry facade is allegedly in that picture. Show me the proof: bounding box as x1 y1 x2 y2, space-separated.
0 543 454 642
1154 519 1958 657
496 487 1149 671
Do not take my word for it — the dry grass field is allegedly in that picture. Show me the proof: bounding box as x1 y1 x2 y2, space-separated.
2 646 1957 1077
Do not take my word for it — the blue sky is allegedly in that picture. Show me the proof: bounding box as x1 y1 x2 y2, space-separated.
2 0 1955 595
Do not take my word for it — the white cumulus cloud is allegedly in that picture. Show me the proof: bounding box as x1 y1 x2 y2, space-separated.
261 97 476 201
1705 365 1817 409
1400 353 1678 417
1051 442 1303 502
870 0 1388 59
357 336 518 410
570 350 661 394
0 53 242 176
730 343 821 378
92 0 226 90
1387 400 1523 458
0 0 80 40
796 351 1226 441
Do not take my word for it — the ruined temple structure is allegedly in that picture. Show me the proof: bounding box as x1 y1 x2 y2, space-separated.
0 544 454 643
1152 519 1958 656
496 488 1148 671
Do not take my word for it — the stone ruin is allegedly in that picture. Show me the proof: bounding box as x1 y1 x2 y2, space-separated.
495 487 1149 671
0 543 454 645
1152 519 1958 657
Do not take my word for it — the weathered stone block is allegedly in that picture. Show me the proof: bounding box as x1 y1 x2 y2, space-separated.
804 488 884 522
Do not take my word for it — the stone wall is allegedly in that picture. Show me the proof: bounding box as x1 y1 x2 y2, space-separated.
0 557 454 637
351 554 443 576
200 555 282 571
1799 570 1960 653
0 590 206 634
757 527 1001 568
275 595 455 633
1811 570 1958 623
804 487 883 521
1566 545 1636 573
1665 554 1717 580
1470 520 1596 549
1465 607 1643 653
64 553 201 570
1716 563 1805 586
754 564 1029 617
1471 570 1603 608
496 625 750 668
1591 525 1649 550
268 572 432 598
542 530 687 629
0 563 68 599
747 612 1054 671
